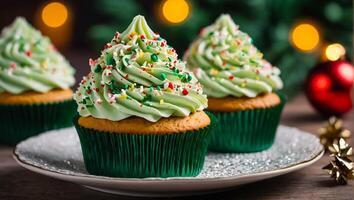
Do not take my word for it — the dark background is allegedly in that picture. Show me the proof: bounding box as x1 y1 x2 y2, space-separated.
0 0 353 97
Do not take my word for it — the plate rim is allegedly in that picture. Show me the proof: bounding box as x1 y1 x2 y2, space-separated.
13 149 324 183
12 125 324 183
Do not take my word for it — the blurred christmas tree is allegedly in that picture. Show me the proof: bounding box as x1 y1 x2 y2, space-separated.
88 0 352 98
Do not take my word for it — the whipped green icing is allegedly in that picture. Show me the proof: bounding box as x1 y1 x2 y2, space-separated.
0 17 75 94
184 14 283 98
74 15 207 122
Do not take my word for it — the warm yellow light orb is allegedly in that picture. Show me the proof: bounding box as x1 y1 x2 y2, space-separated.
162 0 190 24
325 43 345 61
42 2 68 28
291 23 320 52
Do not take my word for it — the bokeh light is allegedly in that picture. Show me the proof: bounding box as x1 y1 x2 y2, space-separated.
290 23 320 52
325 43 345 61
41 2 68 28
336 62 354 84
162 0 190 24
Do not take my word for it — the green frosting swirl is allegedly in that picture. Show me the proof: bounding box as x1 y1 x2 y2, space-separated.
0 17 75 94
74 15 207 122
184 14 283 98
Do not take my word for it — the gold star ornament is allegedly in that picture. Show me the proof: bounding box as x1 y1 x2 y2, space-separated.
323 138 354 184
318 116 351 149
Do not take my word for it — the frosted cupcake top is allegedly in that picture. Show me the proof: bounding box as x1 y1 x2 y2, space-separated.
184 14 283 98
74 15 207 122
0 17 75 94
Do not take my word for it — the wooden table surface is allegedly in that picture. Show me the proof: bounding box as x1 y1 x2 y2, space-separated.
1 52 353 199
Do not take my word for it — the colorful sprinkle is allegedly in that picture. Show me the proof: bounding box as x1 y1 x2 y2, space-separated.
105 53 115 66
119 94 127 100
182 88 189 95
114 32 120 39
168 82 174 90
187 74 193 82
9 62 16 69
129 31 137 38
25 50 32 57
104 43 112 49
210 69 219 75
89 58 96 66
129 84 135 91
94 64 102 73
181 73 193 83
160 73 167 81
151 54 158 62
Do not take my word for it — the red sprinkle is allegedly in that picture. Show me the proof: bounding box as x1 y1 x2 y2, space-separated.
160 42 165 47
94 88 99 92
10 62 16 69
87 90 92 94
25 50 32 57
104 43 112 49
229 75 234 80
89 58 95 66
182 88 189 95
168 82 174 90
140 35 145 39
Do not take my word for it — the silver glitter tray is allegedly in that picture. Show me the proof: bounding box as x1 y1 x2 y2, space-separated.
14 125 324 197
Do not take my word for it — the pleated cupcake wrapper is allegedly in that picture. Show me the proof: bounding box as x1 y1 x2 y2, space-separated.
208 94 286 153
73 112 216 178
0 100 77 145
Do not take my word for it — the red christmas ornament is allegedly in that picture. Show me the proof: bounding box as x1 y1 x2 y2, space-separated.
306 60 354 116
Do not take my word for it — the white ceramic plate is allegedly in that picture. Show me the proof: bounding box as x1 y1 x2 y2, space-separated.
14 125 324 197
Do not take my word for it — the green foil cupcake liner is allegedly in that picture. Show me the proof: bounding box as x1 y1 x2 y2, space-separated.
73 113 216 178
208 94 286 153
0 100 77 145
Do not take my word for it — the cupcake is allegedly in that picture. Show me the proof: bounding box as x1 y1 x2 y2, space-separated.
73 15 213 178
0 17 76 145
184 14 285 152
